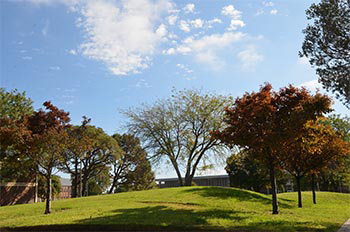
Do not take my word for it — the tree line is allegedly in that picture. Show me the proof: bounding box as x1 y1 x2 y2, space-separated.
0 88 155 214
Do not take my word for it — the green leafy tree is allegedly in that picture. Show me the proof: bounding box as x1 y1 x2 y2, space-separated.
38 175 61 200
62 116 92 198
87 166 111 195
300 0 350 108
213 83 332 214
0 88 35 182
226 150 270 192
124 89 231 186
109 134 155 193
79 126 120 196
0 88 33 119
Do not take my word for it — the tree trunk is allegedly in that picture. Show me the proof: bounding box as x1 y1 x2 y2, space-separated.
268 161 279 214
72 158 78 198
311 174 316 204
82 174 88 196
109 176 117 194
184 174 194 186
34 174 38 203
296 175 302 208
44 175 52 214
79 161 83 197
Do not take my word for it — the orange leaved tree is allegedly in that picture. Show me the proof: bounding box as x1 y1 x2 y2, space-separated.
212 83 332 214
283 119 349 207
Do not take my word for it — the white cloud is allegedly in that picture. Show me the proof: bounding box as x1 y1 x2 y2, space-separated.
222 5 241 19
237 46 264 70
228 19 245 31
191 19 204 28
179 20 191 32
183 3 195 13
270 9 278 15
207 18 222 28
69 49 77 55
221 5 245 31
168 15 177 25
299 80 323 92
166 32 245 69
77 0 173 76
156 24 167 37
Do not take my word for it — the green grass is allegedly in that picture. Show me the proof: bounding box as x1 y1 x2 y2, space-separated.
0 186 349 231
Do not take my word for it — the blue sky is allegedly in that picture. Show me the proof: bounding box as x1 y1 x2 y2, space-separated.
1 0 348 177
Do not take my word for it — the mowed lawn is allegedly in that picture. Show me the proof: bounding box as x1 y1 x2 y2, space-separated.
0 186 349 231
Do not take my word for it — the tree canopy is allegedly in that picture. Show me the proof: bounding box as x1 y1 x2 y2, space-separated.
300 0 350 108
124 89 231 186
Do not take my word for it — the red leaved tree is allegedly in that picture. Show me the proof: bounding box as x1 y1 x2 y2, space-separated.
212 83 332 214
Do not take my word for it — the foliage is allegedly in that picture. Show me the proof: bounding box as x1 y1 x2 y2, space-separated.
213 83 332 214
78 125 121 196
87 166 110 196
225 150 270 192
62 116 92 198
109 134 155 193
317 115 350 192
11 101 71 214
0 88 33 120
0 88 35 182
300 0 350 108
1 186 349 232
124 89 231 186
38 175 61 200
282 118 349 207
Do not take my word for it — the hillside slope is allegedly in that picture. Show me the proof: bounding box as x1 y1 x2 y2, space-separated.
0 186 349 231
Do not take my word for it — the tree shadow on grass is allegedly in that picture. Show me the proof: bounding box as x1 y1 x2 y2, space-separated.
3 205 342 231
183 187 294 208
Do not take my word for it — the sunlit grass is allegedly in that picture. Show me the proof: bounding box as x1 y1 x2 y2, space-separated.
1 186 349 231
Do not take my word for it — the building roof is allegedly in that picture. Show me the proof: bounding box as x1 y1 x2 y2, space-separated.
60 178 72 186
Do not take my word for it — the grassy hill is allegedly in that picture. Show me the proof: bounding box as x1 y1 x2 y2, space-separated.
0 186 349 231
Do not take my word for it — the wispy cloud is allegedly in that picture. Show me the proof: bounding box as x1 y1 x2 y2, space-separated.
237 46 264 70
42 20 50 36
221 5 245 31
299 79 323 92
22 56 33 60
135 79 152 88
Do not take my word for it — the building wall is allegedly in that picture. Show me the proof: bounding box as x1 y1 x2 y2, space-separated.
0 182 36 206
156 175 230 188
59 185 72 199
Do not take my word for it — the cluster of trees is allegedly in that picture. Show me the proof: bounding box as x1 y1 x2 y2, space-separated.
0 88 155 214
225 115 350 195
213 83 349 213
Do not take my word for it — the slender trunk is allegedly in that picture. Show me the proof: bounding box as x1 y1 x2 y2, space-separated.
296 175 302 208
34 174 38 203
79 161 83 197
45 175 52 214
82 174 88 196
268 160 279 214
171 161 183 186
109 176 117 194
73 158 78 198
311 174 316 204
